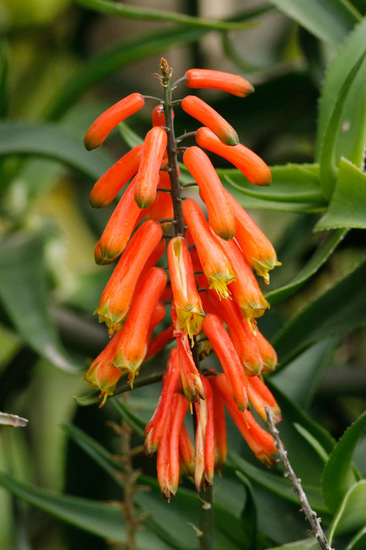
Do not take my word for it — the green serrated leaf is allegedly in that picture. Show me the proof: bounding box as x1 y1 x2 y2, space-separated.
0 473 125 542
0 122 110 181
73 0 259 30
329 481 366 543
315 159 366 230
293 424 329 463
0 232 80 373
267 0 359 45
345 527 366 550
111 399 146 438
322 411 366 513
271 338 338 408
0 473 167 549
118 121 144 148
318 52 366 198
62 423 123 485
266 229 347 306
316 17 366 194
222 163 326 213
272 257 366 365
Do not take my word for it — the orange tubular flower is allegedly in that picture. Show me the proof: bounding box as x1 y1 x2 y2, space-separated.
183 147 236 240
184 69 254 98
145 324 174 361
206 288 263 375
254 329 278 374
157 393 189 499
96 220 163 334
194 376 215 490
134 126 168 208
181 96 238 146
95 176 142 263
145 348 180 454
84 93 145 150
112 267 167 384
202 314 248 412
213 232 270 320
84 335 122 406
177 334 205 402
207 374 227 470
152 104 174 127
144 170 174 230
247 376 282 424
214 374 277 467
196 127 272 186
89 144 143 208
179 422 195 477
168 236 205 339
224 189 280 283
182 199 236 299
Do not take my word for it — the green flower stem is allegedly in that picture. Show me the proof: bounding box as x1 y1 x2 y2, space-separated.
199 484 214 550
161 60 214 549
161 59 185 237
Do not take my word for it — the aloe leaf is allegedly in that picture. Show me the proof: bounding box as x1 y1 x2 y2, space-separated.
271 338 338 408
322 411 366 513
316 17 366 172
272 257 366 365
266 229 347 306
0 232 81 373
222 163 326 213
0 122 110 181
267 0 359 45
329 481 366 543
73 0 260 30
318 51 366 198
315 159 366 230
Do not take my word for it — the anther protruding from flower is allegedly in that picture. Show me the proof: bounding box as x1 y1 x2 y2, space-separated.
183 147 236 240
96 220 163 334
84 334 122 406
247 376 282 424
194 376 214 490
134 126 168 208
213 231 270 320
145 348 180 454
182 96 238 145
168 236 205 340
157 393 189 500
84 93 145 150
95 176 142 263
177 334 205 403
214 373 277 467
224 189 281 283
202 314 248 412
89 144 143 208
182 199 236 299
196 127 272 186
112 267 167 385
184 69 254 98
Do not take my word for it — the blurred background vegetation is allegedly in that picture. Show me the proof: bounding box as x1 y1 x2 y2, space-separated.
0 1 365 549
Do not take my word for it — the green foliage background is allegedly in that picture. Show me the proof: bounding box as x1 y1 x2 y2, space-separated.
0 1 365 549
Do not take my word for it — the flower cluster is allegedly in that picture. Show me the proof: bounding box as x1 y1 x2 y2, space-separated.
84 59 282 499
